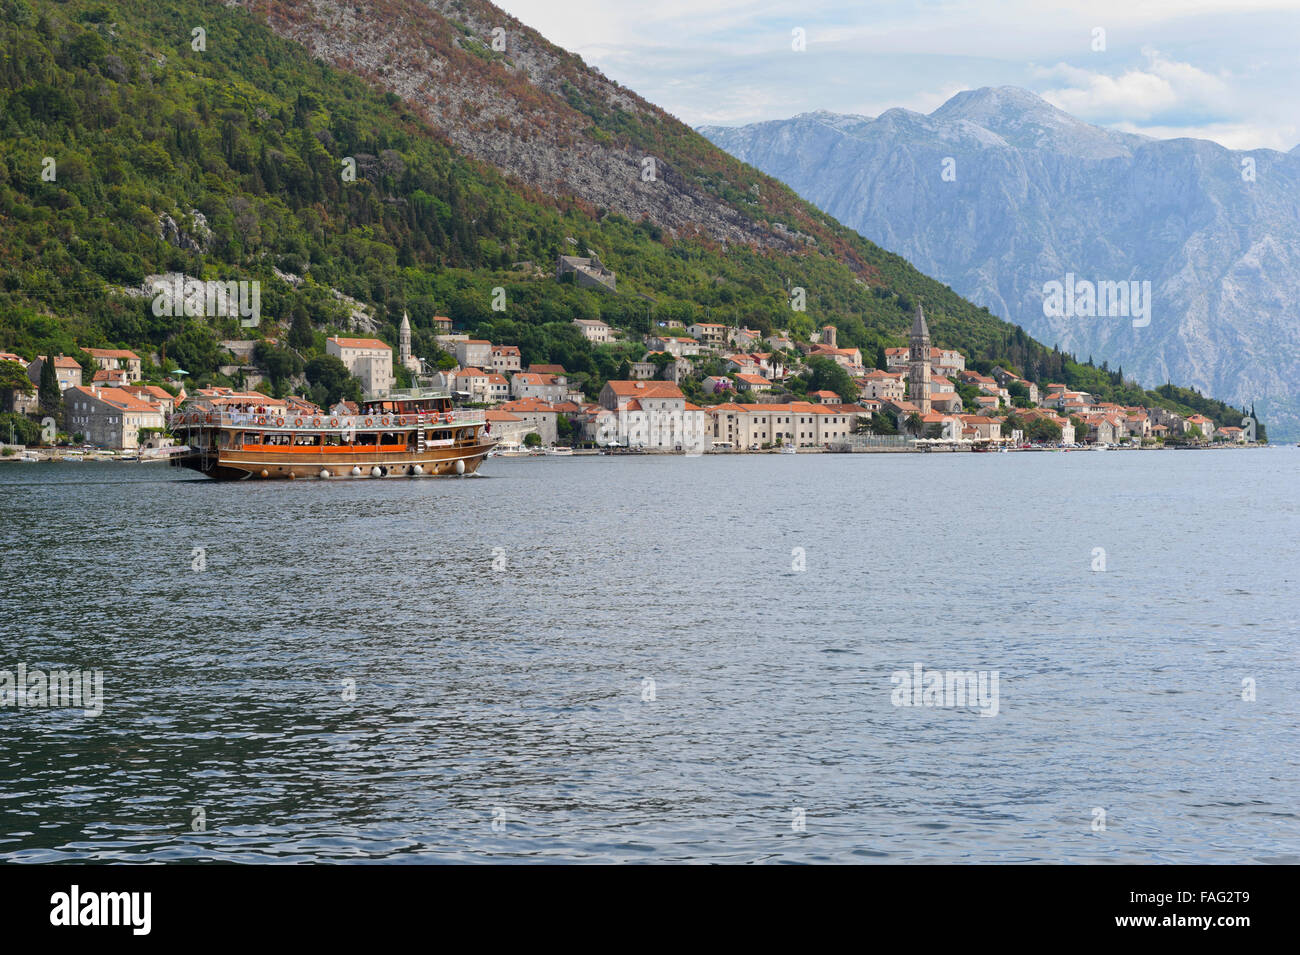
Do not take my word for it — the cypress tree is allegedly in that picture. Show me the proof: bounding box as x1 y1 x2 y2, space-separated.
38 354 61 418
288 305 314 351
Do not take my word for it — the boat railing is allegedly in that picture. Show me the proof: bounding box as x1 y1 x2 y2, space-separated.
170 409 485 430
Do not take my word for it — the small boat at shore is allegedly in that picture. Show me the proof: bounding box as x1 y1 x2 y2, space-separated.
545 446 574 456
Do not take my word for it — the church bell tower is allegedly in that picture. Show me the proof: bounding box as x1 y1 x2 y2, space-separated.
908 304 932 414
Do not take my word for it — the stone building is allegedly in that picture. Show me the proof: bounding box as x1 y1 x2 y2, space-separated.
325 336 394 395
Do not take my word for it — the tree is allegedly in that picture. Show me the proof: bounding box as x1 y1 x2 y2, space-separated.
304 355 362 406
803 356 859 403
0 412 41 445
0 360 34 413
874 344 888 372
254 342 304 391
615 358 632 380
787 312 813 341
904 412 923 436
523 431 541 448
869 412 898 435
287 305 314 351
38 355 61 421
168 326 224 380
1027 418 1061 443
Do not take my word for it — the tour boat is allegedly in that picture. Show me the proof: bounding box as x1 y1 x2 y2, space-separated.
169 387 494 481
545 446 574 456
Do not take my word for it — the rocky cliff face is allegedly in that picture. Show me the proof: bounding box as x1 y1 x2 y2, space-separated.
233 0 813 256
702 88 1300 437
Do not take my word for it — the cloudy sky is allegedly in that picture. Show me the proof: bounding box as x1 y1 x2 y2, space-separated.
494 0 1300 151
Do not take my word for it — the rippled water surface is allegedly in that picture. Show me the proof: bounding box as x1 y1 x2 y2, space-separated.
1 449 1298 863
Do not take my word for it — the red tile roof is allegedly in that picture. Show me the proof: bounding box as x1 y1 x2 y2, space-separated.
70 386 160 415
605 380 684 399
501 398 557 413
327 337 391 350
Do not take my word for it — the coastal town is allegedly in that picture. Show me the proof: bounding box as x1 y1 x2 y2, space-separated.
0 299 1257 461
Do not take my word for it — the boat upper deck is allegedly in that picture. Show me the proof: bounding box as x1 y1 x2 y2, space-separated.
172 408 486 431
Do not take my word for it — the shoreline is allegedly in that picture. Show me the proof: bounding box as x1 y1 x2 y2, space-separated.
492 442 1273 458
1 443 1274 463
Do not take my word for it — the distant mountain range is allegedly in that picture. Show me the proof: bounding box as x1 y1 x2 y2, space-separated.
701 88 1300 438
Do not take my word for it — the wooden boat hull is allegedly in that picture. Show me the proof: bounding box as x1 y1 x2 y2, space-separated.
171 442 493 480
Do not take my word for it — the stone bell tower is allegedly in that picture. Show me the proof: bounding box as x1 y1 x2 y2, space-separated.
908 304 932 414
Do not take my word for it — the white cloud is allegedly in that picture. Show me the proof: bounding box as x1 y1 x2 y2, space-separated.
1035 49 1231 121
493 0 1300 151
1110 120 1299 152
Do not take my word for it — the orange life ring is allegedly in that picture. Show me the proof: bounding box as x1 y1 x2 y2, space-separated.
293 417 304 428
312 417 322 427
397 415 408 426
381 416 391 427
275 417 285 427
364 417 373 427
329 417 339 428
255 415 265 425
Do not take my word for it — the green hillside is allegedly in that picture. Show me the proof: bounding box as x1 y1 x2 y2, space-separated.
0 0 1258 432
